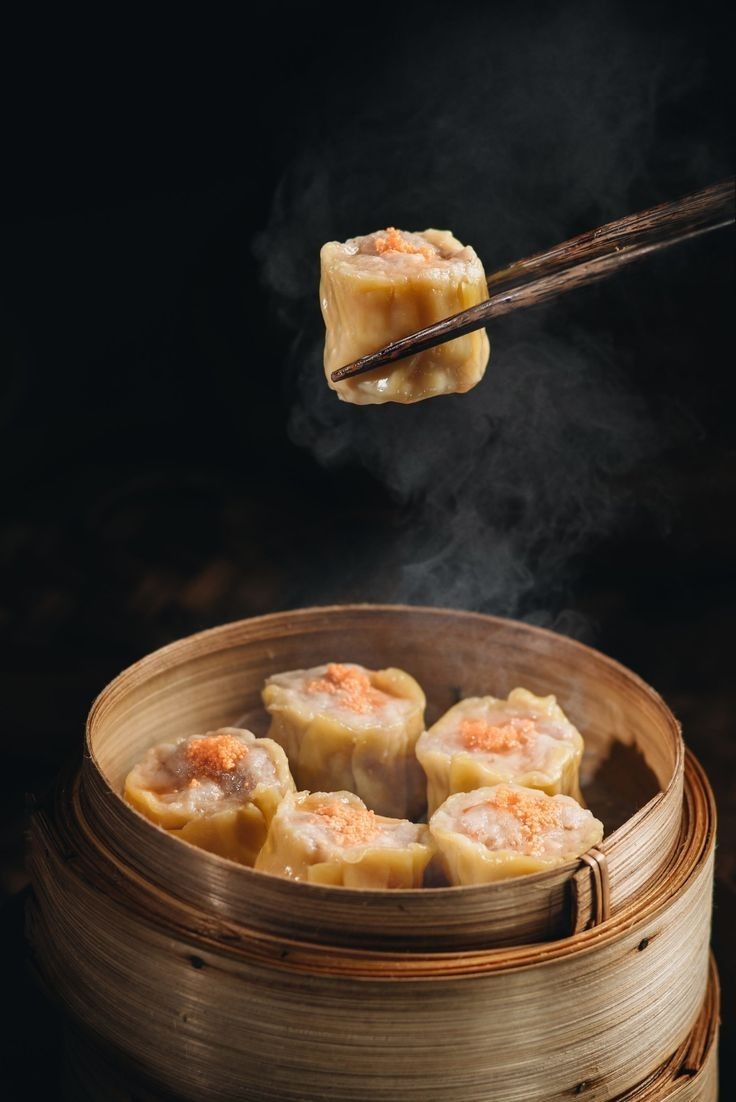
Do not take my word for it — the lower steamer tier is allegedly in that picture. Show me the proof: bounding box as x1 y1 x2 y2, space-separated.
26 608 718 1101
57 965 721 1102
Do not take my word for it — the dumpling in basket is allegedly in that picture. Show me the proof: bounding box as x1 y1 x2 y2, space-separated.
124 728 295 865
430 784 603 885
320 227 490 405
255 790 433 888
416 687 584 815
262 662 426 820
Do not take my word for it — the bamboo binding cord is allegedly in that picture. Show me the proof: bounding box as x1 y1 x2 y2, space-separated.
78 607 684 949
578 847 611 927
25 607 717 1101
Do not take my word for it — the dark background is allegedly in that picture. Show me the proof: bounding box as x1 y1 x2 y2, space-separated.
1 1 733 1096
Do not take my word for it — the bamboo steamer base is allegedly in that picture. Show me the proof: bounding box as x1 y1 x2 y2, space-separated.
57 961 719 1102
27 751 716 1102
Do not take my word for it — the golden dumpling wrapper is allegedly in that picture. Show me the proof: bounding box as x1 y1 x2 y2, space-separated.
262 662 427 820
124 727 295 866
430 784 603 885
255 790 433 889
417 687 585 815
320 227 490 405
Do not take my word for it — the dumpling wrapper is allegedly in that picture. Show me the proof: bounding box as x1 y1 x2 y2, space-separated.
430 783 603 885
255 790 433 888
320 227 490 405
124 727 295 865
416 687 585 815
262 662 427 820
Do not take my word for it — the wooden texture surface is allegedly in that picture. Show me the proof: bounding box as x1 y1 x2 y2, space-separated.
54 957 720 1102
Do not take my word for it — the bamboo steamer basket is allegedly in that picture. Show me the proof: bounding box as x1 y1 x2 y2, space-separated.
26 606 717 1101
78 606 685 949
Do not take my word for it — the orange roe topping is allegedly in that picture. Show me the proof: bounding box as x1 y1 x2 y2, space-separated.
311 801 380 847
466 785 563 854
306 663 387 714
460 716 536 752
373 227 435 259
184 733 249 776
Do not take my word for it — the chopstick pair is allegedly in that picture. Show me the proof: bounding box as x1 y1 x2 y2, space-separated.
331 179 735 384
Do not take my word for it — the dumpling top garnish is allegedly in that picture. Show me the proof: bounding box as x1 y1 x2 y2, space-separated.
123 728 295 865
416 687 585 815
255 790 433 888
429 784 603 885
320 227 490 405
262 662 427 820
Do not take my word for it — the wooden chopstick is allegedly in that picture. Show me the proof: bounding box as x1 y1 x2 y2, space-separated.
330 179 735 384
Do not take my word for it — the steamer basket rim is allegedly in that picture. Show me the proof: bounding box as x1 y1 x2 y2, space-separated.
84 603 685 900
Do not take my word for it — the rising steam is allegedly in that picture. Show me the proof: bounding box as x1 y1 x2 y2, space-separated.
254 2 717 633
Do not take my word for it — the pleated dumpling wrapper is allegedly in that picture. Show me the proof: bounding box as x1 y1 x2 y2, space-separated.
255 790 433 888
430 784 603 885
320 227 490 405
123 728 295 866
416 687 585 815
262 662 427 820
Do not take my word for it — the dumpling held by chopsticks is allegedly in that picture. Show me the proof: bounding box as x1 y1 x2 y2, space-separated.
320 227 490 405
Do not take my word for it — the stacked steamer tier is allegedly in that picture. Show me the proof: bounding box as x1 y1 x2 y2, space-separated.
27 606 719 1102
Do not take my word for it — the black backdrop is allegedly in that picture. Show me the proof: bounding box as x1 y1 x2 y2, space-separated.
1 1 733 1095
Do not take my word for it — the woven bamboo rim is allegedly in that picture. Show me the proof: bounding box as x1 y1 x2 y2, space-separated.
80 605 685 949
27 746 715 1102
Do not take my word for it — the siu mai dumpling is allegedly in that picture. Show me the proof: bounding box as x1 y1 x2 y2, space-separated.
124 728 295 865
262 662 426 820
320 227 490 405
255 790 433 888
416 688 584 815
430 784 603 885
